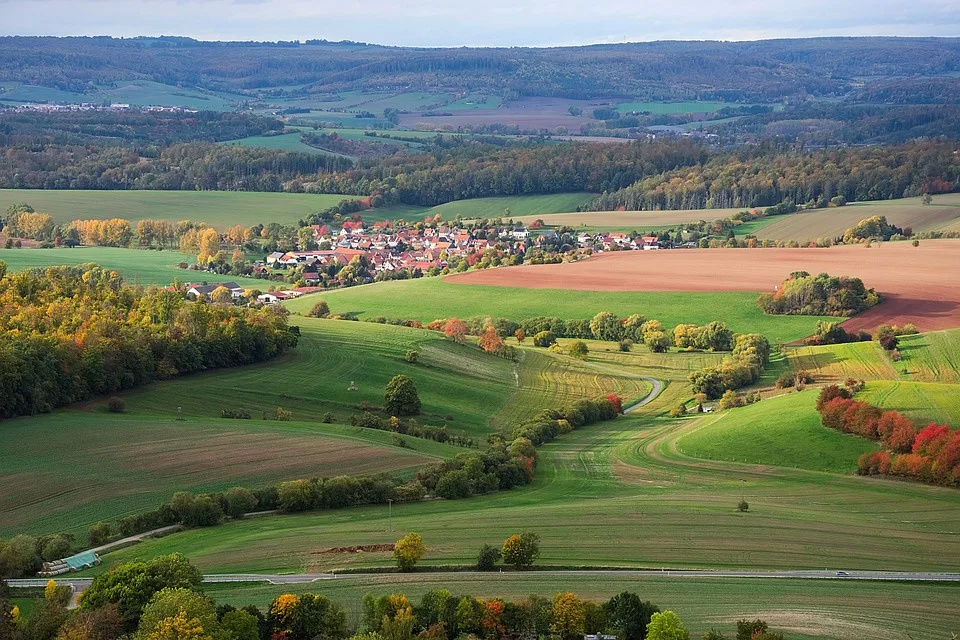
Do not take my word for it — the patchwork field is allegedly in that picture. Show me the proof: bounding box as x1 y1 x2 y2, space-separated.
205 576 960 640
0 246 265 286
444 240 960 333
285 279 835 344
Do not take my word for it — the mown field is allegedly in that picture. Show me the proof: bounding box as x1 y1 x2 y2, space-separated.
0 189 349 227
754 194 960 242
220 132 349 156
677 390 879 473
897 329 960 383
285 279 832 344
517 194 960 239
0 246 265 286
859 380 960 425
203 576 960 640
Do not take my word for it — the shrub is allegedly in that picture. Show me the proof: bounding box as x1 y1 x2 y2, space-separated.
322 412 334 423
106 397 126 413
668 402 687 418
618 339 633 352
384 375 421 416
274 407 293 421
533 331 557 347
568 341 589 359
306 301 330 318
476 544 501 571
737 500 749 512
404 350 419 364
221 408 252 419
88 522 113 547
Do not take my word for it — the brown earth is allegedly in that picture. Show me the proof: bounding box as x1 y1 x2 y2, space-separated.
400 97 601 132
444 240 960 332
313 543 395 555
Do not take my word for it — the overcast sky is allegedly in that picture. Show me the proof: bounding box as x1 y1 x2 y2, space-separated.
2 0 959 46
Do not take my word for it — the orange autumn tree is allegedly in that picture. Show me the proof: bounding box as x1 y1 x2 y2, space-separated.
444 318 469 344
477 327 505 354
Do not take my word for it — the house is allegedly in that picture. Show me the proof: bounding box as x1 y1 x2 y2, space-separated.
302 272 321 284
640 235 660 250
265 251 285 266
187 282 244 299
511 227 530 240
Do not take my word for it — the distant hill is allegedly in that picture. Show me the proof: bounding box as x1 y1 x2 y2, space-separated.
2 36 960 102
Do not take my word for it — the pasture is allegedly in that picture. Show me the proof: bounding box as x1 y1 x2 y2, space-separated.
204 576 960 640
896 329 960 383
285 279 831 344
676 390 878 473
0 246 265 287
787 341 899 382
0 189 349 228
0 80 237 110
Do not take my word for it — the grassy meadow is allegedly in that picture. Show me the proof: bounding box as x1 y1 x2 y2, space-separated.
220 132 349 156
285 279 835 344
676 390 879 473
0 246 265 286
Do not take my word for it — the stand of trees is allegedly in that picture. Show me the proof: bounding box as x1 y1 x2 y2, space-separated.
757 272 880 317
817 385 960 487
0 263 298 419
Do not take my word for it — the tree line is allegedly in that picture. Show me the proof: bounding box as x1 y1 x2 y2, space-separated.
816 385 960 487
1 550 795 640
0 263 298 419
757 272 880 317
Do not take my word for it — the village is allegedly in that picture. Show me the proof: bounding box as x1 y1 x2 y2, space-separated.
238 218 661 302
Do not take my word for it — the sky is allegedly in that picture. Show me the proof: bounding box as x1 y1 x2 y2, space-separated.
1 0 959 46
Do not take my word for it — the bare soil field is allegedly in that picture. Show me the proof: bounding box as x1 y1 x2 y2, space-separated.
445 239 960 332
400 97 598 131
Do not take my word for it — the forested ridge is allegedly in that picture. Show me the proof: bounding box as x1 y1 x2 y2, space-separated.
2 36 960 101
0 263 298 419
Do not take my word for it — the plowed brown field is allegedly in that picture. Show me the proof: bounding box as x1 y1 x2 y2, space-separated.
445 240 960 332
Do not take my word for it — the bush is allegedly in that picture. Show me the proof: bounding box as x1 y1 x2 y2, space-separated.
476 544 501 571
88 522 113 547
618 339 633 352
404 350 419 364
737 500 749 512
668 402 687 418
274 407 293 421
568 341 589 359
221 408 252 419
533 331 557 347
719 390 744 410
306 300 330 318
322 412 334 423
106 397 126 413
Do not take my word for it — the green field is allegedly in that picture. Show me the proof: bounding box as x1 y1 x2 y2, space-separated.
788 340 899 383
859 380 960 425
897 329 960 383
201 576 960 640
677 390 879 473
285 278 836 344
220 132 351 156
0 246 265 287
0 189 349 228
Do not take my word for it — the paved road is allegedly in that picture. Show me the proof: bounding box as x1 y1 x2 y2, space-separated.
11 568 960 590
624 377 664 413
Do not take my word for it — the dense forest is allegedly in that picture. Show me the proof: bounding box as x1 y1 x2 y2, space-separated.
585 142 960 211
0 263 298 419
2 37 960 101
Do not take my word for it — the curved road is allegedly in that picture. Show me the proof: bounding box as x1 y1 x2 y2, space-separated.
10 568 960 590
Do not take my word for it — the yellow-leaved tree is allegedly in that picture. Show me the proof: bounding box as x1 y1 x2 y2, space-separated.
550 592 586 640
393 532 426 571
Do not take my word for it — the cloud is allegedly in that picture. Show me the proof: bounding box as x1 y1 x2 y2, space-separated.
1 0 958 45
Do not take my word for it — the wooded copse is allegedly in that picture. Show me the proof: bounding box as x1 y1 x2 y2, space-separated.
0 263 298 419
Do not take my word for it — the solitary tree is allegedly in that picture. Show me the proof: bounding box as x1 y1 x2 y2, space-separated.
514 328 526 344
476 544 501 571
501 531 541 569
394 532 426 571
444 318 469 343
385 375 421 416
